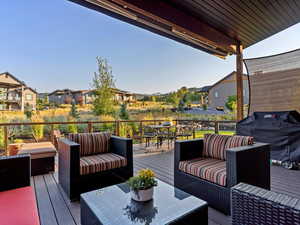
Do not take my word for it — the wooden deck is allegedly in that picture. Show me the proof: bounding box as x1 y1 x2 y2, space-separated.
32 150 300 225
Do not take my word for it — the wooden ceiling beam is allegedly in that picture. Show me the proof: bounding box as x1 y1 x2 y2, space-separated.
75 0 238 56
110 0 238 54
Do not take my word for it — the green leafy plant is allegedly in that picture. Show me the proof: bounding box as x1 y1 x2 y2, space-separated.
225 95 237 112
127 169 157 190
69 102 80 119
92 57 116 116
31 115 44 140
119 103 129 120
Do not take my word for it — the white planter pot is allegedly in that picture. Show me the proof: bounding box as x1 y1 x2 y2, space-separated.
131 187 154 202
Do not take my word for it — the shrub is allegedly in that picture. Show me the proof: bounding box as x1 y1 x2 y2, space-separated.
31 115 44 140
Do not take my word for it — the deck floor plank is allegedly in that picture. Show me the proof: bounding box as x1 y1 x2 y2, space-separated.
34 175 59 225
32 148 300 225
53 171 81 225
44 174 77 225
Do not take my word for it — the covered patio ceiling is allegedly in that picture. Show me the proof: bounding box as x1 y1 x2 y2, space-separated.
68 0 300 120
69 0 300 58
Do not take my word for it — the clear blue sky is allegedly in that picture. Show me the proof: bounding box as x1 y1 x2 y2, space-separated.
1 0 300 94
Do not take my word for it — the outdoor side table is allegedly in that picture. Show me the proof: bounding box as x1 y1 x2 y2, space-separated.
17 142 57 175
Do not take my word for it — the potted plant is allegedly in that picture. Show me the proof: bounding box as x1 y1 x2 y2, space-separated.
127 168 158 202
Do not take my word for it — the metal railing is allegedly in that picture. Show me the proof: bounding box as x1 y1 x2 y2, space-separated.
0 119 236 153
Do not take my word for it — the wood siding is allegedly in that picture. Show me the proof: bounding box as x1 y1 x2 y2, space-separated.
208 73 249 109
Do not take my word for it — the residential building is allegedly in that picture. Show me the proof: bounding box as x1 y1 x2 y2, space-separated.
0 72 37 111
208 71 249 109
48 88 136 105
196 86 212 105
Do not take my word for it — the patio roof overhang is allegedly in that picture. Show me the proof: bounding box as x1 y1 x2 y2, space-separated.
69 0 300 119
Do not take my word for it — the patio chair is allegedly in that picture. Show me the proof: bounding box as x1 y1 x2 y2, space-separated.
231 183 300 225
174 134 270 214
58 132 133 200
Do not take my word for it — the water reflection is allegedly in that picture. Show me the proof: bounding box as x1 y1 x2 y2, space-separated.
123 199 158 225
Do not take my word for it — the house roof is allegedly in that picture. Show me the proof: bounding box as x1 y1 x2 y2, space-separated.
69 0 300 58
0 72 26 86
49 88 134 96
0 72 37 93
197 86 212 93
209 71 248 90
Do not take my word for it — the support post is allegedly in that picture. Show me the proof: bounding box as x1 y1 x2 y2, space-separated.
236 42 244 121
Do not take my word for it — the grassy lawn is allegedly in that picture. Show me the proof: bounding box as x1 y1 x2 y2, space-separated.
195 130 235 138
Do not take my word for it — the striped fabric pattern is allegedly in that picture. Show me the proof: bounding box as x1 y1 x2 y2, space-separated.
203 134 231 160
179 157 227 186
68 132 111 156
224 135 254 160
80 153 127 175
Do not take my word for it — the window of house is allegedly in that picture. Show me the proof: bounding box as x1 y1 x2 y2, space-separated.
215 91 219 98
26 94 32 100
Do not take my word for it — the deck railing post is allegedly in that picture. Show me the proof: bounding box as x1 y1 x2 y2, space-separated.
192 122 196 139
88 122 93 133
115 120 120 136
4 126 8 155
215 122 219 134
50 124 55 143
139 121 143 144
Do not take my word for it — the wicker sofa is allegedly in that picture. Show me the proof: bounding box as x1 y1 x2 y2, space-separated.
232 183 300 225
174 134 270 214
58 132 133 200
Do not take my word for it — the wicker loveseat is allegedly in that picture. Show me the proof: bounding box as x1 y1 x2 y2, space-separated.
58 132 133 200
174 134 270 214
232 183 300 225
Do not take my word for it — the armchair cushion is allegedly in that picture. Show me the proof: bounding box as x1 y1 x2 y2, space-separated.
203 134 230 160
179 157 226 186
203 134 254 160
80 153 127 175
68 132 111 156
224 135 253 160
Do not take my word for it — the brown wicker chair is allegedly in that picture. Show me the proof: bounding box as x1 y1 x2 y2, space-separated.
174 134 270 214
232 183 300 225
58 132 133 200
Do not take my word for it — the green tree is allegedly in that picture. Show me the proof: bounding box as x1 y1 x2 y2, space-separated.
178 99 185 112
119 103 129 120
167 92 180 107
151 96 156 102
92 57 116 116
69 101 80 119
225 95 237 111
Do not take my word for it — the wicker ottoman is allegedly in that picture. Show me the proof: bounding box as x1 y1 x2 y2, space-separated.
18 142 57 176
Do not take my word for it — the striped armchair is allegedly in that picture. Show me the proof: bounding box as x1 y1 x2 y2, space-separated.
58 132 133 200
174 134 270 214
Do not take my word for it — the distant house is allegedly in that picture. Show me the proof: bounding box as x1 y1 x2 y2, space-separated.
196 86 212 105
0 72 37 111
48 88 135 105
208 71 249 110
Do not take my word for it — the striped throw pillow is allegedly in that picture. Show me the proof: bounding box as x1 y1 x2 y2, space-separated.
68 132 111 156
224 135 254 160
203 134 231 160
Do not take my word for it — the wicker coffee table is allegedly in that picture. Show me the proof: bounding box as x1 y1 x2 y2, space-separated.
81 179 208 225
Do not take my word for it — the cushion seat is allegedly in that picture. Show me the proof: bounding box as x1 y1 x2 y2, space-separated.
80 153 127 175
0 186 40 225
179 157 227 186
